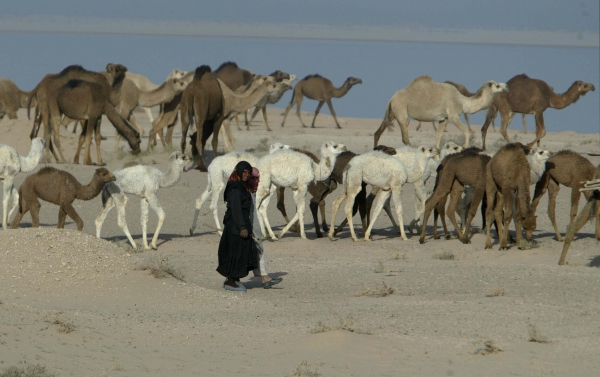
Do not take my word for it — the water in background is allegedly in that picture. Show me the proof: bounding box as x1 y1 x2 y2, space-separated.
1 33 598 134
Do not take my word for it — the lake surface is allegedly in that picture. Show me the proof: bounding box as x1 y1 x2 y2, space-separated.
1 33 598 135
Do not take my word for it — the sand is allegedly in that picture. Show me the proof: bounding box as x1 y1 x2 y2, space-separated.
1 107 599 377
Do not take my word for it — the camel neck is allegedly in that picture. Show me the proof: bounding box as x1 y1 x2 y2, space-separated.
19 145 44 173
160 163 184 188
76 176 106 201
230 86 270 113
549 84 581 109
331 81 352 98
138 82 178 107
19 90 31 108
312 153 335 181
462 87 494 114
405 153 429 184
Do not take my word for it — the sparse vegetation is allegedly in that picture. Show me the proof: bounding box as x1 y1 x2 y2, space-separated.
311 316 371 335
527 324 550 343
518 239 539 250
137 257 185 282
485 288 505 297
53 318 75 334
288 361 321 377
474 340 503 355
433 251 455 260
374 261 385 273
0 364 56 377
355 281 394 297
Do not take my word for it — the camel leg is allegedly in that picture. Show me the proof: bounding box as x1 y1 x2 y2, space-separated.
390 187 408 240
144 107 154 124
547 180 562 241
295 97 308 128
528 112 547 148
320 200 330 232
2 179 14 230
73 120 88 164
464 113 474 133
94 121 105 166
147 195 166 250
50 114 67 163
276 187 296 231
247 106 260 129
7 186 19 228
83 120 96 166
522 114 528 134
129 114 145 139
499 112 515 146
140 198 150 250
484 181 498 249
62 203 83 231
433 119 450 149
325 99 342 129
261 106 272 131
408 182 427 233
343 183 364 242
311 101 325 128
57 207 67 229
569 187 583 226
398 117 413 146
9 194 30 230
451 114 472 148
279 187 307 239
29 198 42 228
416 122 422 131
382 196 400 233
190 176 213 235
499 189 514 250
210 181 226 236
328 190 348 240
460 186 485 244
447 181 465 240
281 99 295 127
363 190 392 241
559 199 596 265
309 201 323 238
257 183 278 240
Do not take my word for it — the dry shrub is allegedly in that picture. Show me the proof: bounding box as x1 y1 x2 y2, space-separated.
0 364 56 377
53 318 75 334
518 239 539 250
527 324 550 343
355 281 394 297
433 251 455 260
485 288 505 297
289 361 321 377
474 340 503 355
311 316 371 335
137 257 185 282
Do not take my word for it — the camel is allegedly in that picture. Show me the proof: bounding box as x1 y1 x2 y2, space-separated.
123 67 186 124
0 78 35 120
10 167 115 231
95 152 190 250
28 64 130 162
175 66 226 172
0 138 46 229
214 62 254 91
328 151 409 242
255 142 347 240
419 148 491 244
484 143 537 250
114 77 187 151
531 150 600 242
373 76 508 149
246 72 297 131
188 142 291 237
481 74 595 149
48 74 141 166
281 74 362 129
558 167 600 265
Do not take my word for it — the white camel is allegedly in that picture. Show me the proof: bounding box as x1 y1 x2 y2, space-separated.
256 141 347 240
373 76 508 149
0 138 46 229
328 151 409 242
95 151 189 250
188 142 290 236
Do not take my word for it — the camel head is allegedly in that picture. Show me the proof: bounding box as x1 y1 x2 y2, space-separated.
346 77 363 87
574 81 595 96
269 142 291 154
440 142 463 160
373 145 397 155
31 137 47 152
522 212 537 241
169 78 187 94
95 168 117 183
417 146 439 159
268 70 291 82
169 151 191 167
321 141 347 157
106 63 128 77
529 147 552 163
169 69 187 80
485 81 508 95
260 81 281 95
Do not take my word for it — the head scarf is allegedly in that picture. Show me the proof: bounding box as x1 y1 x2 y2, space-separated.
224 161 252 201
248 167 260 193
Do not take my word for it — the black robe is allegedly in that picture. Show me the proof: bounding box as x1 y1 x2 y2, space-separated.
216 180 258 279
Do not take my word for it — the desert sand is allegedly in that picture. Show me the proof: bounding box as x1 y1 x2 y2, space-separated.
1 107 599 377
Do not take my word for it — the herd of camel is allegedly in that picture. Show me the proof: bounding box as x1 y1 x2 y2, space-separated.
0 61 599 265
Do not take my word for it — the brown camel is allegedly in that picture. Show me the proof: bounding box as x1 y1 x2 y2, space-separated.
214 61 254 91
10 167 116 231
0 78 35 120
281 74 362 129
481 74 595 149
531 150 600 242
179 66 226 172
558 167 600 265
484 143 537 250
28 64 129 162
113 77 187 151
419 148 491 244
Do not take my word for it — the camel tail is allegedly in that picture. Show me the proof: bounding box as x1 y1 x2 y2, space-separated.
373 101 395 147
27 87 38 120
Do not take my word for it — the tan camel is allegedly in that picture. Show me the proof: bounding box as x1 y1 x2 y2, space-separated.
247 71 296 131
10 167 115 231
28 64 129 162
281 74 362 129
484 143 537 250
419 148 491 244
179 66 226 172
558 167 600 265
373 76 507 149
0 78 35 120
113 77 187 151
531 150 600 242
481 74 595 149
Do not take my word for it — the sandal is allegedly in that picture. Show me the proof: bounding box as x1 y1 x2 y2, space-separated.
263 277 282 289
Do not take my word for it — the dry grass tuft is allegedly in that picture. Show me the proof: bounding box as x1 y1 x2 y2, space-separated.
311 316 371 335
527 324 550 343
474 340 503 355
137 257 186 282
518 239 539 250
355 281 394 297
52 318 75 334
0 364 56 377
289 361 321 377
374 261 385 273
433 251 455 260
485 288 506 297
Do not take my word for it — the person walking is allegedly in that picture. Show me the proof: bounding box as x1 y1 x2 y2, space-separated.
216 161 258 292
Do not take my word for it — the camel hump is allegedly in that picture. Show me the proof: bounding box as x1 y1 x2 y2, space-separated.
301 74 323 81
194 65 212 79
37 166 60 175
411 75 434 83
58 65 86 76
458 147 484 157
216 61 238 71
122 161 147 169
65 79 83 89
503 142 530 155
